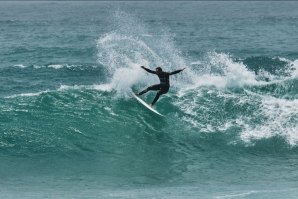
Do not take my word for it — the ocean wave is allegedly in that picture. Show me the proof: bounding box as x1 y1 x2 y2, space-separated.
4 90 50 99
3 84 114 99
13 64 28 68
1 79 297 159
12 63 97 70
2 10 298 158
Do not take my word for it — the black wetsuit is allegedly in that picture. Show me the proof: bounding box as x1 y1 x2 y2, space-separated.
138 67 183 105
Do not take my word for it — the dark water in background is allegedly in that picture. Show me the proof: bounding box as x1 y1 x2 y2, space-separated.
0 1 298 198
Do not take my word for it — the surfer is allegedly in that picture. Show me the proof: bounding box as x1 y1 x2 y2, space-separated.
136 66 185 107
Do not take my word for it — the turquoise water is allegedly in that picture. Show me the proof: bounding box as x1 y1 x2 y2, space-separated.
1 1 298 198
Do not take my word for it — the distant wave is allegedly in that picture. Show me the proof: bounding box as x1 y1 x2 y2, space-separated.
4 90 50 99
12 63 98 70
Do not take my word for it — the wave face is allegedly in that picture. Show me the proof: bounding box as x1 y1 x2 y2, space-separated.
1 1 298 198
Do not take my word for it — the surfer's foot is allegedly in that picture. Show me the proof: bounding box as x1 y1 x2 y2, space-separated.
149 103 153 108
135 93 140 96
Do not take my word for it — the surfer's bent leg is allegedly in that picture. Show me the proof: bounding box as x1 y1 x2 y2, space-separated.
138 84 160 95
151 87 169 105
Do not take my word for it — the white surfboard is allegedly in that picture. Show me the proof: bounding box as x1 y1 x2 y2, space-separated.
131 91 165 117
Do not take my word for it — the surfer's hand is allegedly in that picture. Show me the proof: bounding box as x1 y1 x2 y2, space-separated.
181 68 186 71
141 66 145 69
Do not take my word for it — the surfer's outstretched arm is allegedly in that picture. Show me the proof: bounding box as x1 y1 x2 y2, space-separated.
141 66 156 74
169 68 186 75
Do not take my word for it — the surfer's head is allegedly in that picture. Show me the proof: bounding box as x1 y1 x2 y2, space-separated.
155 67 162 74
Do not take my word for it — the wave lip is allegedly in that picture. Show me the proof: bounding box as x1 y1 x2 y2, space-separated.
13 64 28 68
4 90 50 99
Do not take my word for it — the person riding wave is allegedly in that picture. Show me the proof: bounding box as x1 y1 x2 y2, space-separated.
137 66 186 107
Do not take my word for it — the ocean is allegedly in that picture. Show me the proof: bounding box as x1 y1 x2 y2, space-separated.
0 1 298 198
